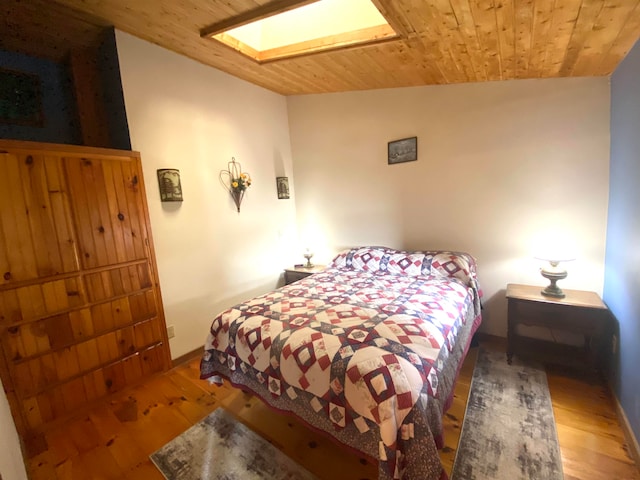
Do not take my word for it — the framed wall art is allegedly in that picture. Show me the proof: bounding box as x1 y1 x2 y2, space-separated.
388 136 417 165
157 169 183 202
0 68 44 127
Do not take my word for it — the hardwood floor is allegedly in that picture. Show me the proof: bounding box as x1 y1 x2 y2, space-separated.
26 337 639 480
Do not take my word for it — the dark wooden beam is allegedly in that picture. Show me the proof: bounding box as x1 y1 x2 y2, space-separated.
200 0 320 38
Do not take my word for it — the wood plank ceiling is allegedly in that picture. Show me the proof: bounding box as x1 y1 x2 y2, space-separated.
2 0 640 96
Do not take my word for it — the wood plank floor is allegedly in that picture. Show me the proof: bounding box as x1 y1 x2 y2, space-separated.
26 336 639 480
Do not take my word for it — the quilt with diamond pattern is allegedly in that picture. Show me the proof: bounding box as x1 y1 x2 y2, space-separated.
200 247 482 480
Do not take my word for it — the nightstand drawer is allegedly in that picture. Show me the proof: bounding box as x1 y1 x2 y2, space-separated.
284 270 311 284
283 265 325 285
513 300 566 325
512 300 605 334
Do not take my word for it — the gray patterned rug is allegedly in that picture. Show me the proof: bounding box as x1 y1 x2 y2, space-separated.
150 408 318 480
451 348 564 480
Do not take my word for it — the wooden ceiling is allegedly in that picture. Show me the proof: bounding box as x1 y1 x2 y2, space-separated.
2 0 640 96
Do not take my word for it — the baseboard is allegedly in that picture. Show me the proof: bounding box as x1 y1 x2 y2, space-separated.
172 346 204 367
611 388 640 469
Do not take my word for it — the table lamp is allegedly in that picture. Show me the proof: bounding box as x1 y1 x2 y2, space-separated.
535 254 574 298
303 248 314 268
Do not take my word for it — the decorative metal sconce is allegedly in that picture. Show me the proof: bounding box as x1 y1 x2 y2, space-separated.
219 157 252 212
276 176 290 199
157 169 183 202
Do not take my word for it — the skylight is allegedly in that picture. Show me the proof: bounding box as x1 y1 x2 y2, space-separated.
202 0 398 63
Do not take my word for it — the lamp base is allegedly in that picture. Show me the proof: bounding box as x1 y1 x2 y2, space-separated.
541 284 565 298
303 254 314 269
540 267 567 299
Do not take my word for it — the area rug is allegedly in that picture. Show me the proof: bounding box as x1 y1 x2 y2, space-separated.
150 408 319 480
451 348 564 480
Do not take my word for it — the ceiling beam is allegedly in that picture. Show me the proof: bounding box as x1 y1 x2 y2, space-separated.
200 0 321 38
369 0 417 39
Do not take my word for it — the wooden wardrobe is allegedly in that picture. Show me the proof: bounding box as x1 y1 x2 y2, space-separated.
0 139 171 451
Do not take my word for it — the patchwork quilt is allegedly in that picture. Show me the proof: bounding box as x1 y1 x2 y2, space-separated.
200 247 482 480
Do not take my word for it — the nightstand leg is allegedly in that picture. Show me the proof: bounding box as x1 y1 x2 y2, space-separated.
507 299 514 364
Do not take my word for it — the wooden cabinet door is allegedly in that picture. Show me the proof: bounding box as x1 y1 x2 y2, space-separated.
0 151 79 285
65 156 149 269
0 140 171 450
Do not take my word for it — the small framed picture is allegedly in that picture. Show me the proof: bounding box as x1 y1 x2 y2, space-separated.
0 68 44 127
276 176 290 199
388 136 417 165
157 169 183 202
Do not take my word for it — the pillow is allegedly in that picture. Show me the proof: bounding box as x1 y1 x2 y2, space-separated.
386 252 429 276
349 247 386 272
329 246 478 286
328 246 391 270
329 246 482 315
430 252 475 283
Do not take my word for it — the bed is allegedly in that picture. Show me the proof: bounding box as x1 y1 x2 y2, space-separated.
200 246 482 480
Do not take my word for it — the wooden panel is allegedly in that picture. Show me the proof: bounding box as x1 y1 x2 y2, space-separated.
109 160 147 263
570 0 639 76
0 154 38 283
120 161 151 261
0 154 78 285
0 153 79 286
0 288 22 324
76 338 101 371
8 317 166 411
4 0 640 95
69 308 95 340
133 319 158 348
0 140 171 445
65 158 107 269
66 158 148 270
69 46 112 148
129 290 158 323
0 0 107 62
0 277 85 326
139 343 168 377
2 288 158 365
84 262 151 303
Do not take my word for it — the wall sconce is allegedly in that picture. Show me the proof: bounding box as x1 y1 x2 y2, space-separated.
276 177 290 199
157 169 183 202
535 254 575 298
219 157 252 212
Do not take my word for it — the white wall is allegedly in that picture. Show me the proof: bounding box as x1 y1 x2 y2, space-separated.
116 31 298 359
287 77 611 336
0 378 28 480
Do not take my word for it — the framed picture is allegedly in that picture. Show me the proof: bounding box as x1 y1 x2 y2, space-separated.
157 169 183 202
388 136 417 165
276 176 290 199
0 68 44 127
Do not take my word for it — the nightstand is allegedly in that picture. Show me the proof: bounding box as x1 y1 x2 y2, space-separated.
284 265 325 285
506 283 612 373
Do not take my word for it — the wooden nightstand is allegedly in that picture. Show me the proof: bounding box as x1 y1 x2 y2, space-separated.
506 283 612 372
284 265 325 285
